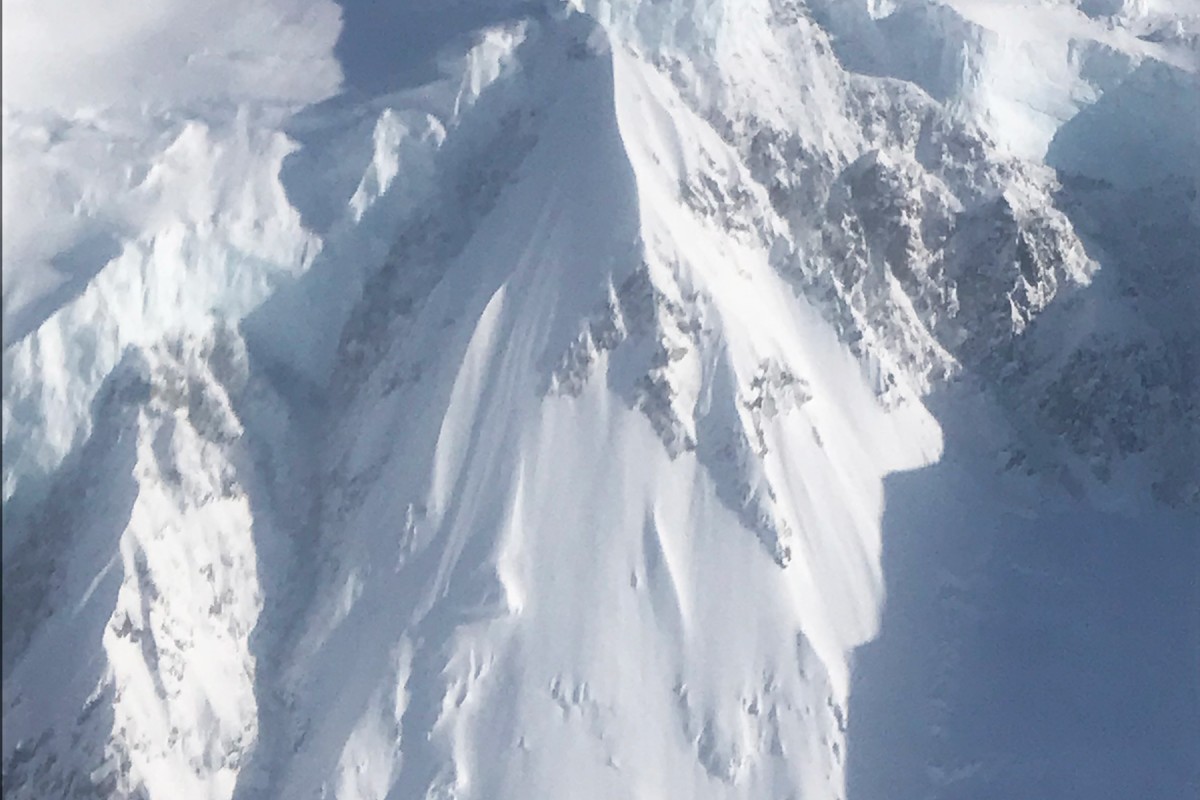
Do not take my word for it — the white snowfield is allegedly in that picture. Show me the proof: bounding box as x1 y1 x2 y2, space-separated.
2 1 1197 799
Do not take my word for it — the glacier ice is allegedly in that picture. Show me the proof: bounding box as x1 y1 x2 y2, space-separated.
2 1 1197 798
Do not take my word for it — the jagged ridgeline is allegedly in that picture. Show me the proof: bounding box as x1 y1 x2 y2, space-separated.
3 1 1197 799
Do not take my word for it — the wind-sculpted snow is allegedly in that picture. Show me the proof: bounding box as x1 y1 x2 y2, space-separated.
3 1 1197 799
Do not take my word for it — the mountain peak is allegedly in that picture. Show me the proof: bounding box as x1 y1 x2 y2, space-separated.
4 2 1197 798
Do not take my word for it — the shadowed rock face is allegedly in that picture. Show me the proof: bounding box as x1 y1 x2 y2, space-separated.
3 1 1197 798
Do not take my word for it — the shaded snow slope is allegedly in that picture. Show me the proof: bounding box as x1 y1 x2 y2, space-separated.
848 394 1200 798
3 1 1198 799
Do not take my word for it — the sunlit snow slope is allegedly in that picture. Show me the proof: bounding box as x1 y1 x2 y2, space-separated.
3 1 1198 799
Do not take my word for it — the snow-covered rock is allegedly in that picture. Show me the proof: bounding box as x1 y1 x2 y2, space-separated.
3 1 1197 798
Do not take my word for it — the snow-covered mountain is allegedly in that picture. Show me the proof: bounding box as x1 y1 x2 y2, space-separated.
3 1 1197 798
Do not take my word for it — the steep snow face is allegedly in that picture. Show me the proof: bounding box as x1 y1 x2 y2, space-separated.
0 0 341 539
1 113 320 547
806 0 1200 158
253 28 943 798
3 326 301 800
3 1 1198 799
